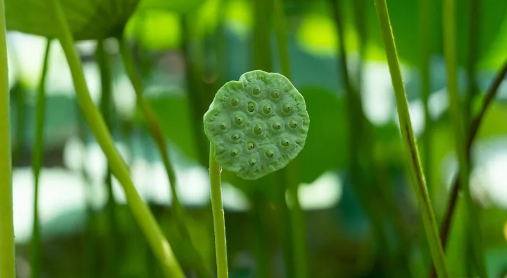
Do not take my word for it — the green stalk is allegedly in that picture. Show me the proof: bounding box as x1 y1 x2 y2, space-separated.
251 195 272 278
435 59 507 275
96 39 119 278
209 143 228 278
117 38 183 216
272 0 291 78
254 0 272 71
419 0 432 193
373 1 449 277
273 173 295 278
30 39 51 278
180 16 208 166
442 0 487 277
118 37 211 278
44 0 185 277
271 1 308 277
76 102 98 277
253 1 290 276
0 0 14 275
465 0 480 127
12 83 26 165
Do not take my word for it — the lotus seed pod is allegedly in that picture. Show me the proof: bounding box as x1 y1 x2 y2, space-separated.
203 70 310 180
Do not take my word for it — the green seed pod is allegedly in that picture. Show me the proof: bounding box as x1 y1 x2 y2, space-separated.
203 70 310 180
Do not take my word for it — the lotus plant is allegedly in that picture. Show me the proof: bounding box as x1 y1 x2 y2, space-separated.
204 70 310 277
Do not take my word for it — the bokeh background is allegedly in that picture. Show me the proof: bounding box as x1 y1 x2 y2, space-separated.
5 0 507 277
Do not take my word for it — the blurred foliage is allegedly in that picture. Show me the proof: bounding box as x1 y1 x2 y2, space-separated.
4 0 507 278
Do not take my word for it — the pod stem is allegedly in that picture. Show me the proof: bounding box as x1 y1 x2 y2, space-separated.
43 0 184 277
373 0 449 277
442 0 487 276
209 143 228 278
30 39 51 278
0 0 14 275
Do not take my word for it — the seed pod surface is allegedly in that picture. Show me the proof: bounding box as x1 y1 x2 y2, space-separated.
204 70 310 180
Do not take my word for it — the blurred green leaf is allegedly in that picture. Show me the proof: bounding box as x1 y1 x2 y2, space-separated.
5 0 139 40
137 0 205 14
295 0 507 69
297 87 348 183
124 10 181 50
144 92 199 161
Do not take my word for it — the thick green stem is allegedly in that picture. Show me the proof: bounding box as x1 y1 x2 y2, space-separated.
419 0 432 194
442 0 487 277
437 59 507 259
118 37 183 216
287 174 307 278
254 0 272 71
12 83 26 165
251 195 272 278
0 0 14 275
333 1 409 276
180 16 208 166
274 174 295 278
44 0 184 277
465 0 480 127
373 0 449 277
30 39 51 278
96 39 119 278
272 0 291 78
209 143 228 278
271 1 308 277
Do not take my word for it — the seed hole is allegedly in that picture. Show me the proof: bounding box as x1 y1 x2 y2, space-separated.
248 102 255 112
247 142 255 150
289 119 298 129
253 86 261 96
281 137 290 146
262 104 272 114
219 120 228 130
230 148 239 156
234 115 244 125
231 97 240 106
254 124 263 135
282 103 291 113
272 121 282 130
271 90 280 99
248 157 257 166
231 133 241 141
